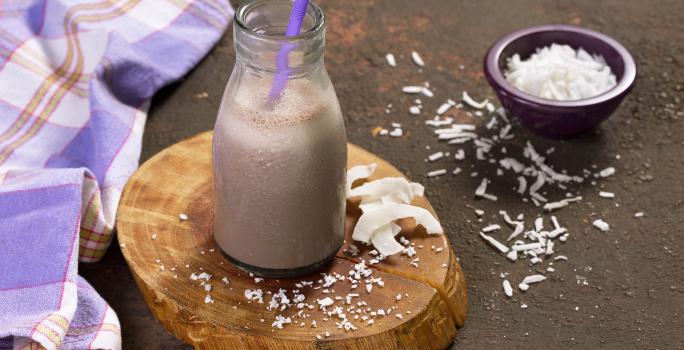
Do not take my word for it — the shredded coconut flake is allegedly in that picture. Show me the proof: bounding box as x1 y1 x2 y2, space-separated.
599 191 615 198
385 53 396 67
592 219 610 232
505 43 617 101
599 167 616 178
462 91 489 109
411 51 424 67
503 280 513 297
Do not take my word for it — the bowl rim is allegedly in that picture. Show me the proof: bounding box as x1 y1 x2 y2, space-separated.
484 24 637 108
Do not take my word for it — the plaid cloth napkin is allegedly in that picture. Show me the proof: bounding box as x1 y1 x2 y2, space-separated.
0 0 232 349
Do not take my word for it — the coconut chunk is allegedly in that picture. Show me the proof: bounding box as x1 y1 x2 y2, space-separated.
358 200 384 213
369 224 405 256
348 177 423 205
352 204 443 243
346 163 378 194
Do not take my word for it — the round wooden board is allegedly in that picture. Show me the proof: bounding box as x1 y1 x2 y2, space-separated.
117 131 467 349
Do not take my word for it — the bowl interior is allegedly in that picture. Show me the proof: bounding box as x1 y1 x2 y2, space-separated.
497 29 627 82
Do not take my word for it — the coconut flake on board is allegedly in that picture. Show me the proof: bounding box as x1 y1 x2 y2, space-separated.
346 163 378 195
352 203 443 244
348 177 424 205
369 223 404 256
346 166 443 257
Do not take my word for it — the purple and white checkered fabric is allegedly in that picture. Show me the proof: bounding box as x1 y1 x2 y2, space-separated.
0 1 232 348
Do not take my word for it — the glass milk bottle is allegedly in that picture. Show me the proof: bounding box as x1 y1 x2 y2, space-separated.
212 0 347 278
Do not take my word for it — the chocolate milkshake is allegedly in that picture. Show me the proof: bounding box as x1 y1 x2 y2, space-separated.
213 77 346 276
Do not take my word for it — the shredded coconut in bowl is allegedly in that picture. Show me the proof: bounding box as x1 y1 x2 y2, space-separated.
504 43 617 101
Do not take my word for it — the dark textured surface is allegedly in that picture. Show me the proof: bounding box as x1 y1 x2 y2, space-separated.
80 1 684 349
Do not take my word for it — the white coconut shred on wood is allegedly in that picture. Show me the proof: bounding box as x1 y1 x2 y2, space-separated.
345 167 443 256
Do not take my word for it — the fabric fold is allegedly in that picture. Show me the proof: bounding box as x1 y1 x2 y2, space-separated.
0 0 232 348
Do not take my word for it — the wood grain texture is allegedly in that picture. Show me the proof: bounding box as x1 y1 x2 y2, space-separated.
117 131 467 349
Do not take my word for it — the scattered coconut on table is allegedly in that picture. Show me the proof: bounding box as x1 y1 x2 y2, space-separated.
428 151 444 162
411 51 424 67
385 53 396 67
599 191 615 198
183 48 632 328
592 219 610 232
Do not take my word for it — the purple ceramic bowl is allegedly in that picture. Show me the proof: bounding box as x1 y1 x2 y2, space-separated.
484 24 636 138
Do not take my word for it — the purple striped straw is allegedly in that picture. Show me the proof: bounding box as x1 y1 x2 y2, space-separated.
268 0 310 102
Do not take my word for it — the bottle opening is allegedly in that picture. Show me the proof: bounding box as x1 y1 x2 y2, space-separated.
235 0 325 42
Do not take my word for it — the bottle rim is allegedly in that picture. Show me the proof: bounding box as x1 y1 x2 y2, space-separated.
234 0 325 43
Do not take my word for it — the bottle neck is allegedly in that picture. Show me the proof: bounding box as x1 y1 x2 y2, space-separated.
233 0 326 76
